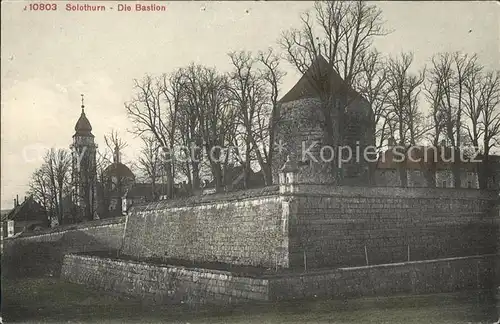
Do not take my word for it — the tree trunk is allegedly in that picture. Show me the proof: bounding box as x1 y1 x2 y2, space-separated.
213 162 224 192
191 161 201 193
165 161 174 198
262 163 273 186
58 188 63 225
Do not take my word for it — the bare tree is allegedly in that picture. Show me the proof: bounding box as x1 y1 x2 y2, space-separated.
181 64 236 192
426 52 479 187
104 129 128 162
227 51 260 188
355 49 390 149
452 53 478 151
137 136 162 198
424 64 447 147
126 72 182 198
44 149 71 225
257 48 286 185
463 62 484 150
175 99 202 193
384 52 426 186
27 167 51 226
95 149 112 218
227 50 285 187
385 52 426 145
27 149 71 225
479 70 500 188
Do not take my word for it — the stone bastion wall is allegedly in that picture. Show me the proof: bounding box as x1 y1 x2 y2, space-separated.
283 185 498 269
121 186 288 268
5 185 497 276
121 185 498 270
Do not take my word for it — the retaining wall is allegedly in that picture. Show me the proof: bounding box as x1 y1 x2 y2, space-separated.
2 217 125 277
4 217 125 247
61 253 498 306
269 254 498 301
61 253 269 305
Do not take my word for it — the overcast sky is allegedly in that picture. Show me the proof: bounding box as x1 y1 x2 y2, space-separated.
1 1 499 209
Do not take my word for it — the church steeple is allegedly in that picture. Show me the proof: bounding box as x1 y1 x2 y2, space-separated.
74 94 93 136
70 94 97 222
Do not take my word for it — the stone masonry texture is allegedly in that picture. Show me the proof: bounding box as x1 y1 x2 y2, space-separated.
61 253 269 306
285 185 497 269
120 185 497 271
267 254 498 301
272 97 374 185
61 253 497 306
121 187 288 268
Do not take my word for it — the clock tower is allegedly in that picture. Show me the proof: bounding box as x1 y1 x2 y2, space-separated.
70 95 97 221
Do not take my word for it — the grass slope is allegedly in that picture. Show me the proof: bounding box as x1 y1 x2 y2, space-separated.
2 277 498 323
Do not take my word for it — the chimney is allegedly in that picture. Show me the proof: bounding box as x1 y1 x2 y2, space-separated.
24 196 27 202
13 198 16 208
16 195 19 206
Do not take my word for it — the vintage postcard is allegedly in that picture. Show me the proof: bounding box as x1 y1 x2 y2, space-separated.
1 1 499 323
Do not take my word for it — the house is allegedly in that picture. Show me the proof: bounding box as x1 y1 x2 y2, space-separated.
96 144 176 217
476 154 500 190
1 196 48 238
202 164 265 195
120 183 177 214
375 144 480 188
0 208 12 251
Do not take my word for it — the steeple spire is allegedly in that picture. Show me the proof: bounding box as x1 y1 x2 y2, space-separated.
74 94 93 136
113 144 121 164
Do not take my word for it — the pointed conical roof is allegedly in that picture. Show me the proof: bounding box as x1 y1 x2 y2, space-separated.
279 55 363 104
74 108 93 136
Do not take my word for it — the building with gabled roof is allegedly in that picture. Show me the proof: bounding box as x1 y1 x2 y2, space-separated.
201 164 265 195
1 195 48 238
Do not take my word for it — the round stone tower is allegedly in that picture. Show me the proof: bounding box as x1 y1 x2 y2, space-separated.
272 97 337 185
272 55 374 185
